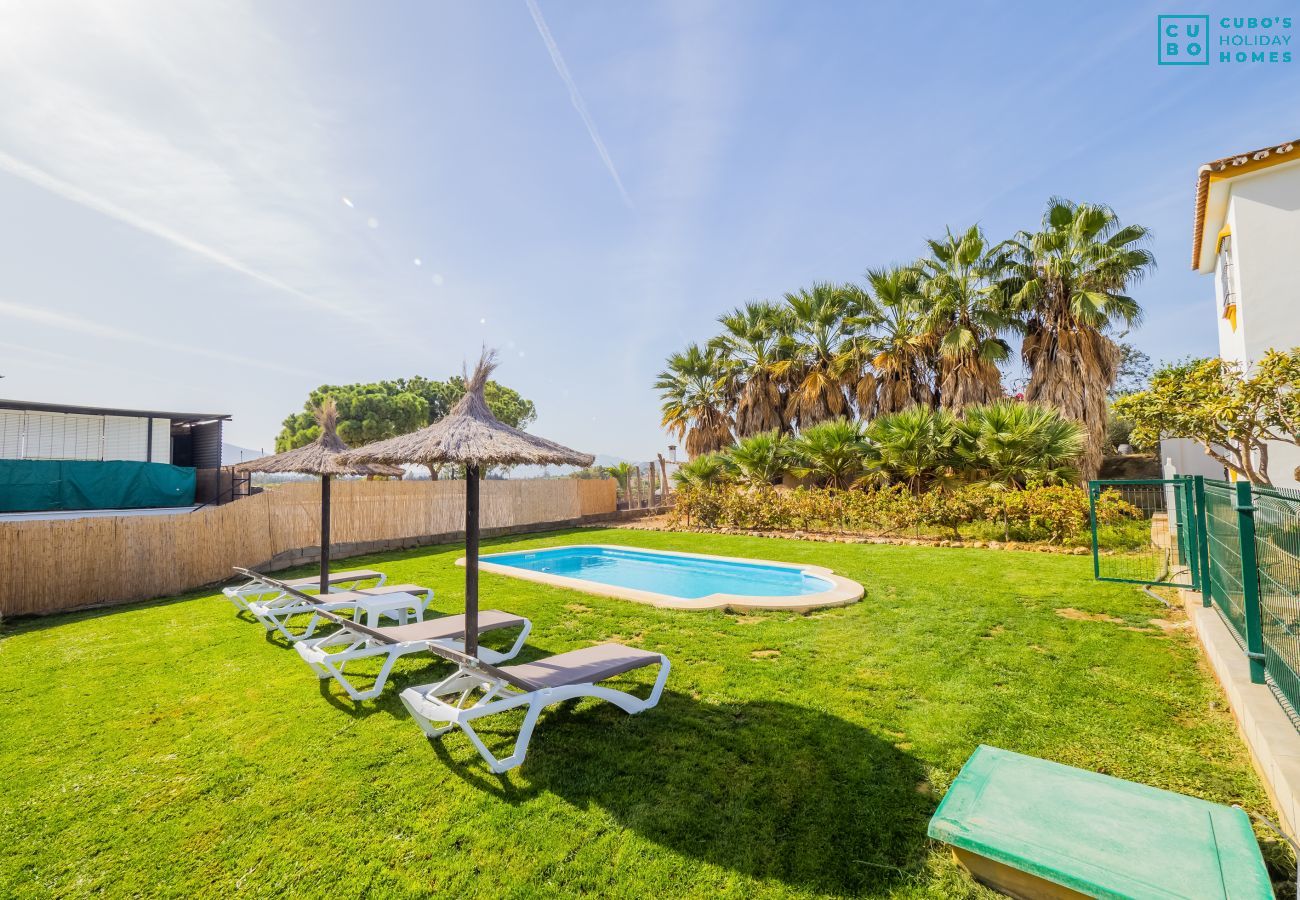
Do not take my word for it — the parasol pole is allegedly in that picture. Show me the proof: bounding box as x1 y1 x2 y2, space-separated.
464 463 480 657
320 474 331 594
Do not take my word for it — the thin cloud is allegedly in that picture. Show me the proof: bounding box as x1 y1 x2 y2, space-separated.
0 1 401 335
525 0 633 208
0 339 207 393
0 299 320 378
0 150 365 323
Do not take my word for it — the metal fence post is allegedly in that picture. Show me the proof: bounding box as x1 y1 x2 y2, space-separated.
1087 482 1101 581
1181 478 1199 589
1194 476 1211 606
1234 480 1267 684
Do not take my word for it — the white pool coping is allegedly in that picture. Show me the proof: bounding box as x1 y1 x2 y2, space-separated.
458 543 865 612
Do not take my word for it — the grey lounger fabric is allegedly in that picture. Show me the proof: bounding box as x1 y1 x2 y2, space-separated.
377 610 527 643
500 643 663 690
282 569 384 588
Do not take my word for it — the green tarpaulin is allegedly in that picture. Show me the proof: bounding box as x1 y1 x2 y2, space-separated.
0 460 196 513
928 745 1273 899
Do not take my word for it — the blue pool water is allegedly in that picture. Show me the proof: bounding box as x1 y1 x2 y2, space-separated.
482 545 834 600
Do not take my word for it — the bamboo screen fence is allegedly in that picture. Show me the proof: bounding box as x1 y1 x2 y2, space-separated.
0 478 616 617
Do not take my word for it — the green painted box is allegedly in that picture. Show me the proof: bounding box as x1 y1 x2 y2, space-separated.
928 745 1273 899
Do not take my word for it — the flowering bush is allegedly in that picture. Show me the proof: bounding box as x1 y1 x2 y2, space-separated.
668 483 1142 546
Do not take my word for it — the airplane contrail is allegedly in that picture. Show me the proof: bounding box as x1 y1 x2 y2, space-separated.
0 149 370 323
525 0 633 209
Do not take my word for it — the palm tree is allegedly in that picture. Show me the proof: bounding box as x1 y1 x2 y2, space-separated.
1004 198 1154 480
862 407 958 493
710 301 789 437
775 283 857 428
954 401 1084 487
655 344 734 458
790 418 867 489
917 225 1013 410
603 461 635 497
672 452 734 489
725 430 792 487
855 266 933 416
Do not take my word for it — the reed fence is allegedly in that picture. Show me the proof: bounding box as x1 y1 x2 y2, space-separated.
0 478 616 617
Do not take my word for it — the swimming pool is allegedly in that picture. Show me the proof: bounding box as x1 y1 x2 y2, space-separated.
471 544 864 611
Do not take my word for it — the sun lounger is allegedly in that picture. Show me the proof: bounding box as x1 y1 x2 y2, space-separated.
222 568 386 612
295 610 532 700
400 642 670 773
230 566 433 641
249 574 667 772
247 584 433 642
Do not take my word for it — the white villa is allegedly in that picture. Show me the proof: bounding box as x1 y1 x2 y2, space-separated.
1167 137 1300 488
1195 138 1300 362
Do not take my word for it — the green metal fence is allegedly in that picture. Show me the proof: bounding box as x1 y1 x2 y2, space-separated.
1088 478 1197 588
1203 480 1248 645
1252 484 1300 717
1091 476 1300 726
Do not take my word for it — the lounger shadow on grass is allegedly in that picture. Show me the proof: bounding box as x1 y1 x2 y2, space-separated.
427 689 933 895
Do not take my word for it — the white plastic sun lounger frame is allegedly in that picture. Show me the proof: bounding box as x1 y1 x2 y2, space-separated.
249 590 430 643
221 568 386 613
255 574 668 773
295 617 533 701
232 567 429 643
400 653 670 774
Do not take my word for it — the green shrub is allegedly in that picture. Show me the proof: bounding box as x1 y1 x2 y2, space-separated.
671 452 735 489
668 483 1141 545
790 419 868 489
726 430 794 487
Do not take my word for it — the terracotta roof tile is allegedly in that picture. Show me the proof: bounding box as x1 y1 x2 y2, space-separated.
1192 140 1298 269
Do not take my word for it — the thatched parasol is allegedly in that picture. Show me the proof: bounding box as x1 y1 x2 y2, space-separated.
340 348 593 656
234 399 402 593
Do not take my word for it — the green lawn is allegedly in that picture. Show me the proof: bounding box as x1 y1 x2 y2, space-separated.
0 528 1284 897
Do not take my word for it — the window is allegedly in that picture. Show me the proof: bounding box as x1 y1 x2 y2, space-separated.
1218 233 1238 330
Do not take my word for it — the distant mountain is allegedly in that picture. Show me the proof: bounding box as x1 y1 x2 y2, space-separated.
503 453 630 480
222 442 267 466
593 454 632 469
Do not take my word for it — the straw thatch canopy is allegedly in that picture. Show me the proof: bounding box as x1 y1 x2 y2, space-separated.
339 349 594 469
234 399 404 477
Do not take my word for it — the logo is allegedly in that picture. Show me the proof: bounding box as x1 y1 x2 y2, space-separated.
1159 15 1210 64
1158 15 1294 65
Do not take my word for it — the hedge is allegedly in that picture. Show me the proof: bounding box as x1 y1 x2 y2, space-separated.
667 483 1144 546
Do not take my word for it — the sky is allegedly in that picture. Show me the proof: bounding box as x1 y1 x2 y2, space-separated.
0 1 1296 460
